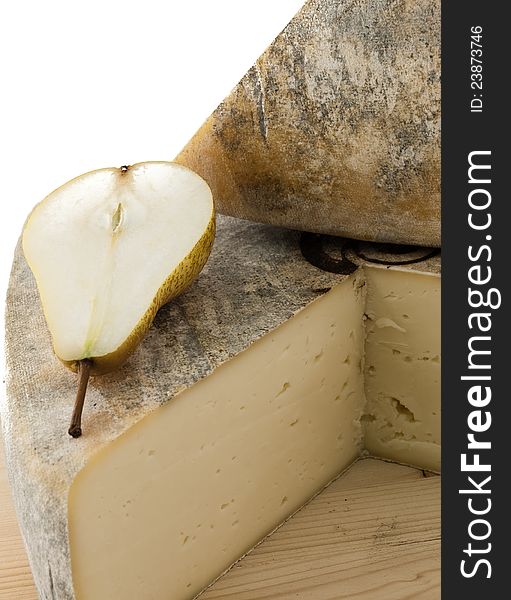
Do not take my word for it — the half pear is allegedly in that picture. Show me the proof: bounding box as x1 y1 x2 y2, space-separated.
22 161 215 436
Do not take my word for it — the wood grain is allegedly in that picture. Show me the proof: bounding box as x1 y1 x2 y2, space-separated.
0 443 439 600
0 442 37 600
201 458 440 599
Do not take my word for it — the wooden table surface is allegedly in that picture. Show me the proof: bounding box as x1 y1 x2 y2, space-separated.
0 444 440 600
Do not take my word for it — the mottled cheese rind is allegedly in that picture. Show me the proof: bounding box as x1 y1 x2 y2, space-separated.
176 0 440 246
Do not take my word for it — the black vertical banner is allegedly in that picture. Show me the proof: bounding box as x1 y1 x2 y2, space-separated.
442 2 508 598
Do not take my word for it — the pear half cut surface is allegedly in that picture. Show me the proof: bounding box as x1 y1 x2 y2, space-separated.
22 161 215 435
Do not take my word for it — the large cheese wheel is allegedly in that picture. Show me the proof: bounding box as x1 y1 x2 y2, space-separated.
176 0 440 247
3 216 440 599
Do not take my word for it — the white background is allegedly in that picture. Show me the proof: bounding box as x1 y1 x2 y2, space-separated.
0 0 304 386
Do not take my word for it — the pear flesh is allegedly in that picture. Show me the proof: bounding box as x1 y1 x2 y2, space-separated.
22 161 215 435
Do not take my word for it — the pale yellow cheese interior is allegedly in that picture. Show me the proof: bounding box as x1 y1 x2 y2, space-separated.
363 268 440 471
68 266 440 600
69 273 366 599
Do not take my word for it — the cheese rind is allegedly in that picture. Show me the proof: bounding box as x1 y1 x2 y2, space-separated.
176 0 440 246
2 216 440 599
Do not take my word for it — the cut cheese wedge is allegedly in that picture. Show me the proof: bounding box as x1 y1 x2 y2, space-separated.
2 216 440 600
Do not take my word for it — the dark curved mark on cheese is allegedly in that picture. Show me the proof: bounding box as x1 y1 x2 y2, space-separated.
299 233 358 275
354 242 440 266
300 232 440 273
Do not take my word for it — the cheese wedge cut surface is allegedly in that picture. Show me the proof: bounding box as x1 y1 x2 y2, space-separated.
363 267 440 470
70 274 365 599
2 216 440 600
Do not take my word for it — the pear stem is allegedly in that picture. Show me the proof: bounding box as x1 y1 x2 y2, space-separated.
68 359 92 438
